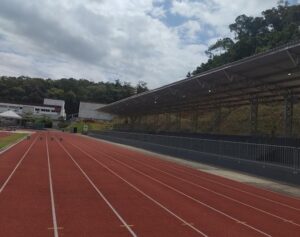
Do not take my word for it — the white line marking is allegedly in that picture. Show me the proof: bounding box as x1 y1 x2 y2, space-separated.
46 136 59 237
0 136 27 156
65 139 208 237
167 164 300 211
103 148 300 227
55 138 138 237
70 141 270 237
0 136 38 193
85 135 300 207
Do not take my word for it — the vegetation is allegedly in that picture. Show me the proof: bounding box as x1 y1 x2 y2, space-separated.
0 77 148 116
113 103 300 137
0 133 27 149
66 120 112 133
189 2 300 76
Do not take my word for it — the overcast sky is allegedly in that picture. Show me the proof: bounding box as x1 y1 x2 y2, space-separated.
0 0 298 88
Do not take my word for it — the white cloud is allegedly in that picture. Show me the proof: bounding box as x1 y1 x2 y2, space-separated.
148 6 166 19
0 0 284 89
0 0 209 88
175 20 202 42
171 0 279 40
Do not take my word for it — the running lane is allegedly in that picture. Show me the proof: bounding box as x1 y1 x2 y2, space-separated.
47 133 135 237
53 132 209 237
80 135 300 224
0 131 11 138
84 135 300 209
0 132 54 237
0 133 37 187
58 132 267 237
64 133 300 237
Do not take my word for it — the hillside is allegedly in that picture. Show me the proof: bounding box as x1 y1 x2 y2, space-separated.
0 76 148 116
188 3 300 76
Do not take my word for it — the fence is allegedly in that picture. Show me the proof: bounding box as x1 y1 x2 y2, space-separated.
115 129 300 147
93 131 300 173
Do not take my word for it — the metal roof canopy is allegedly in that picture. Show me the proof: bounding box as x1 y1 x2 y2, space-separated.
100 41 300 116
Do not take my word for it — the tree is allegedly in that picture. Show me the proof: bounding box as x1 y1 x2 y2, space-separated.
0 76 150 116
136 81 149 94
47 88 64 99
191 3 300 76
64 90 78 115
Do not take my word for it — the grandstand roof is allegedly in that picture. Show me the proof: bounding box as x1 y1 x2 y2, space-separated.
100 41 300 115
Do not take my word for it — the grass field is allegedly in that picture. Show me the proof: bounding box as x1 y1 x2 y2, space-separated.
0 133 27 150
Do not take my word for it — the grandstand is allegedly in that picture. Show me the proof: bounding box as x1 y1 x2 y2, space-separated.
100 41 300 137
95 41 300 185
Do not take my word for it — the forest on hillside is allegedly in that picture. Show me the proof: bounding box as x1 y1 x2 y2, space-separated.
188 2 300 76
0 76 148 116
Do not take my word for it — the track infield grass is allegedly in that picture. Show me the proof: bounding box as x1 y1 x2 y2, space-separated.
0 133 27 150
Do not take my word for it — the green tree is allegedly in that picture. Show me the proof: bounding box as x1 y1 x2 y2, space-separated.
0 75 149 116
136 81 149 94
191 3 300 76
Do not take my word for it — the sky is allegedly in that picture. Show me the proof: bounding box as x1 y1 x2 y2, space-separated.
0 0 298 88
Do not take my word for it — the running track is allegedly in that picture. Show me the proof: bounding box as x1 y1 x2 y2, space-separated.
0 131 11 138
0 131 299 237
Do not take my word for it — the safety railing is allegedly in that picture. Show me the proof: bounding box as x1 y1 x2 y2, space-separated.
94 131 300 172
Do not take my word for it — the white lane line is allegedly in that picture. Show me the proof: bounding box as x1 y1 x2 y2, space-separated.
0 136 38 193
0 136 27 156
84 135 300 209
167 164 300 211
70 141 270 237
64 139 208 237
46 136 59 237
55 139 138 237
102 148 300 227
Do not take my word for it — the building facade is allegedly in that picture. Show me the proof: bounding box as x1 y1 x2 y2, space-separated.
0 98 66 120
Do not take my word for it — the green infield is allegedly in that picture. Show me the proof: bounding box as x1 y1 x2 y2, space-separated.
0 133 27 150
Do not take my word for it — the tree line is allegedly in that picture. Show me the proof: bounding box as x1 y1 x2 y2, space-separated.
188 2 300 76
0 76 148 116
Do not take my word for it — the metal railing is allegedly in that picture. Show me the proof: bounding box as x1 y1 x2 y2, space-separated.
95 131 300 172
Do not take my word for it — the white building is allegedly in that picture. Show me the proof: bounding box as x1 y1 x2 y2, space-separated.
0 98 66 120
44 98 66 118
78 102 113 121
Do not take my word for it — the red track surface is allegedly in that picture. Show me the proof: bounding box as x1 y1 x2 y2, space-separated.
0 131 11 138
0 131 299 237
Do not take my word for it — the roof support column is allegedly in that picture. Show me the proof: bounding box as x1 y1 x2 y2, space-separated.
284 92 294 137
165 113 171 131
124 116 129 130
213 106 222 133
136 115 142 131
191 110 198 133
153 113 159 132
129 116 137 130
115 115 125 129
176 112 181 131
250 97 258 135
